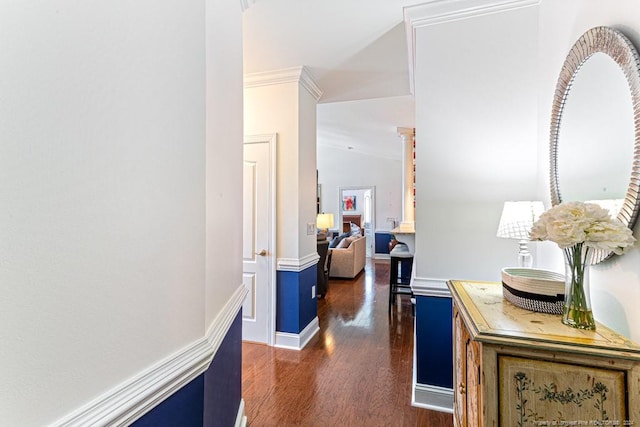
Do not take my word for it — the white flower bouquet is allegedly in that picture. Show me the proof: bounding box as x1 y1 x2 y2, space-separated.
530 201 635 329
530 201 635 253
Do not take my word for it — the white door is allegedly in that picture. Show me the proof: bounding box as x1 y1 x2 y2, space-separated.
242 135 276 344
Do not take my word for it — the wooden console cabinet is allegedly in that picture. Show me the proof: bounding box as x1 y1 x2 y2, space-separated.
447 280 640 427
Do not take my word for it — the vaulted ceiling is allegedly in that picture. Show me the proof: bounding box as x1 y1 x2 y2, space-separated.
243 0 423 160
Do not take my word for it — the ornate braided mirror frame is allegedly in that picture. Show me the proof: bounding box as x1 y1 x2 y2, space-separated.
550 26 640 264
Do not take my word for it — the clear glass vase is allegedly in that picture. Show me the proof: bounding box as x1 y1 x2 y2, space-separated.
562 243 596 330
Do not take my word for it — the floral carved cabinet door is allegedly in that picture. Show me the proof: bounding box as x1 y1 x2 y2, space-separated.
453 306 481 427
465 338 480 426
499 356 626 426
453 307 467 427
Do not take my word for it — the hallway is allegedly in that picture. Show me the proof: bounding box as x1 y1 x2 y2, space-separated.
242 259 454 426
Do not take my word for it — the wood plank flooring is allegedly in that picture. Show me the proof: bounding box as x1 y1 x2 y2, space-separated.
242 259 454 426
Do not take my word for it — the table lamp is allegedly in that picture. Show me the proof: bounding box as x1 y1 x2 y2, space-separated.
316 213 334 240
496 201 544 268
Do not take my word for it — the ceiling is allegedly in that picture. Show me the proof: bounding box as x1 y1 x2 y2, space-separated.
242 0 423 160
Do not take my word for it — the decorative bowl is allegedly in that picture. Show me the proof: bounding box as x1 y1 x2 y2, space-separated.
501 268 565 315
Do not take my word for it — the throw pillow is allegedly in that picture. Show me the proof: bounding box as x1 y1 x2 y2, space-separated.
336 238 351 249
329 232 351 248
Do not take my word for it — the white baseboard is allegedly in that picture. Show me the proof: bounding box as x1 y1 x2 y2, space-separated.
412 383 454 413
274 316 319 350
52 285 248 427
235 398 247 427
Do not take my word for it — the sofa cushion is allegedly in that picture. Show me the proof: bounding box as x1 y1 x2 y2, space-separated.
335 238 351 249
329 232 351 248
346 235 359 245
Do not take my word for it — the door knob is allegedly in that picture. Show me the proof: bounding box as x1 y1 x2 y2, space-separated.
459 383 466 395
256 249 267 256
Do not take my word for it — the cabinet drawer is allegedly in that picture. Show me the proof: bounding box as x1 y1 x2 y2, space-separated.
498 356 627 425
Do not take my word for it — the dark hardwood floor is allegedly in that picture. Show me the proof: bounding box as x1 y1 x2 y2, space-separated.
242 259 454 427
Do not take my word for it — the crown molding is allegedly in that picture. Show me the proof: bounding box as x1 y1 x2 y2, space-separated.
397 127 415 139
299 67 323 101
403 0 539 94
404 0 539 28
244 66 323 101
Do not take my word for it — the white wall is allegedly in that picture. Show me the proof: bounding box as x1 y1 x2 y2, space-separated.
205 0 244 325
244 82 299 258
317 145 402 232
411 4 539 284
536 0 640 342
0 1 243 425
298 85 321 259
410 0 640 342
244 70 320 262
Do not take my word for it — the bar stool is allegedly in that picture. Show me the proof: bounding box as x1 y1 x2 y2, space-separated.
389 244 415 315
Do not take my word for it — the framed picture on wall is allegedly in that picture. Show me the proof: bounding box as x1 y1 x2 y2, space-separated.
342 195 356 211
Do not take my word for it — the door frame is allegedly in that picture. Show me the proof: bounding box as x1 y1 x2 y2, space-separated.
338 186 375 256
244 133 277 346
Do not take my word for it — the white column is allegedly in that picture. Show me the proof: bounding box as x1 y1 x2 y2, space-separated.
396 127 415 232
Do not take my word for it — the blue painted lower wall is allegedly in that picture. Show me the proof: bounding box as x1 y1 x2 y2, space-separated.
204 312 242 426
415 295 453 388
374 232 394 255
132 311 242 427
132 376 204 427
276 265 317 334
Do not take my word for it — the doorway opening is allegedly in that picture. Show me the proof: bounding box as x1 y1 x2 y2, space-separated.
338 186 375 257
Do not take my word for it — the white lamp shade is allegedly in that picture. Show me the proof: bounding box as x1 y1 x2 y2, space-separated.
317 213 335 229
497 201 544 240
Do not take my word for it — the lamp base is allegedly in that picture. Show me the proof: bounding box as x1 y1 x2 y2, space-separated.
518 240 533 268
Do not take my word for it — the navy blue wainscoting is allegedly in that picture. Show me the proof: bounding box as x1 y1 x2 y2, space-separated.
276 265 317 333
374 232 394 255
204 312 242 426
132 311 242 427
132 376 204 427
415 295 453 388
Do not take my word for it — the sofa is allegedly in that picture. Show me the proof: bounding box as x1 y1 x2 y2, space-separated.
329 234 366 279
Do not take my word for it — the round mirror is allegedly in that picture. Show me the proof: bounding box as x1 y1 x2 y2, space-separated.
550 26 640 264
557 52 634 203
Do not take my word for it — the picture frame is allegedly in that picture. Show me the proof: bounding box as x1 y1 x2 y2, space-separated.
342 195 356 211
